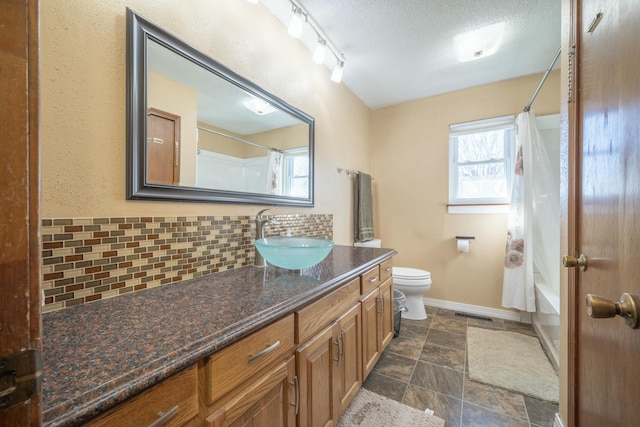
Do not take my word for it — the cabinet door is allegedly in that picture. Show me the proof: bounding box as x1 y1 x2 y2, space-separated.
296 324 336 427
378 278 394 351
334 303 362 416
205 356 296 427
361 289 380 380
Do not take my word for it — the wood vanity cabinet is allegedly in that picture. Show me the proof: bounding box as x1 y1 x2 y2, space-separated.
84 364 199 427
81 258 394 427
200 314 296 427
295 278 362 427
361 261 394 380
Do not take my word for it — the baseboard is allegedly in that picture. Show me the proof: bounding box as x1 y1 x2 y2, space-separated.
422 298 521 322
553 413 564 427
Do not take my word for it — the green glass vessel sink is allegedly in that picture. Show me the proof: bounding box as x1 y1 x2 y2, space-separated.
254 236 334 270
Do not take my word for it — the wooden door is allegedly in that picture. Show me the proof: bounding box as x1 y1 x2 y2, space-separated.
296 323 335 427
147 108 181 185
0 0 42 426
361 290 380 379
570 0 640 425
334 304 361 416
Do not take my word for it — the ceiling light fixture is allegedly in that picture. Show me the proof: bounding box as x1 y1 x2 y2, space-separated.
280 0 346 83
287 6 304 38
312 39 327 64
454 22 505 62
331 60 344 83
246 0 259 4
243 98 276 115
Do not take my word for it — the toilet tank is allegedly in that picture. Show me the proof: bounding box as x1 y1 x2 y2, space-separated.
354 239 381 248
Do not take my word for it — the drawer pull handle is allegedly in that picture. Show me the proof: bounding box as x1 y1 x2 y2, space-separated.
369 277 378 284
148 405 178 427
385 267 392 272
248 340 281 363
290 375 299 415
333 338 340 365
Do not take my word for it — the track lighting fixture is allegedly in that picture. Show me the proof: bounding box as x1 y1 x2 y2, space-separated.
330 60 343 83
312 39 326 64
278 0 346 83
287 6 304 38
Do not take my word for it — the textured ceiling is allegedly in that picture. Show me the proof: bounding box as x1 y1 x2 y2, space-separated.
260 0 561 109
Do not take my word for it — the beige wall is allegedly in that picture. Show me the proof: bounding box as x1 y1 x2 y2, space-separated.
371 70 560 310
40 0 370 245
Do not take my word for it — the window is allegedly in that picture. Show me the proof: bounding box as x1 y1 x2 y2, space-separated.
449 115 515 211
284 148 309 198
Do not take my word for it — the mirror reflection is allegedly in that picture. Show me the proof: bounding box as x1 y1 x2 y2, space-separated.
127 9 315 206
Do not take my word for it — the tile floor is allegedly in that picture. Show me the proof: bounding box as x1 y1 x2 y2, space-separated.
362 305 559 427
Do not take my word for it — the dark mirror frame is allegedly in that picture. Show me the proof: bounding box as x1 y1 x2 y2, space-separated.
126 9 315 206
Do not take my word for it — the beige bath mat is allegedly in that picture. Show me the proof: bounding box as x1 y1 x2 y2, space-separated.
337 388 445 427
467 327 559 403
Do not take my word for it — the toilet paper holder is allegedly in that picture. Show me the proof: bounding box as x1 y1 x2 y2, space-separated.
455 236 475 253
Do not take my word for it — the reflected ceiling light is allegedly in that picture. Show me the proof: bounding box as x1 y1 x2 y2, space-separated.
246 0 259 4
454 22 505 62
312 39 327 64
288 6 304 38
331 60 344 83
243 98 276 115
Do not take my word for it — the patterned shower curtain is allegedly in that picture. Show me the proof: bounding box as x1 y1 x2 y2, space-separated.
502 111 537 312
264 150 283 195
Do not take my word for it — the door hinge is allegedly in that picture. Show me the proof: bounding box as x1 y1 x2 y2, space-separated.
0 349 43 411
567 44 576 104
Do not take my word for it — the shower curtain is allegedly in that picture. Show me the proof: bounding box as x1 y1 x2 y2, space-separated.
264 150 283 195
502 110 557 311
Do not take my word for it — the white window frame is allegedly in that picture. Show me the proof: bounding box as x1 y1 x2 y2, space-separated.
284 147 309 198
448 115 515 214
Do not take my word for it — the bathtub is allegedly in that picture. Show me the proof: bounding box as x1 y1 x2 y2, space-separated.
533 273 560 371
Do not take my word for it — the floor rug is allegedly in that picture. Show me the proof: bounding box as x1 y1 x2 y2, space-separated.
467 327 559 403
337 388 445 427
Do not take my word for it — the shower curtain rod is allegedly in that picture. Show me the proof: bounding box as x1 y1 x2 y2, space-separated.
523 46 562 112
197 126 283 153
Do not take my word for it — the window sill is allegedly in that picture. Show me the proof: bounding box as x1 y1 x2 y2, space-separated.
447 204 510 214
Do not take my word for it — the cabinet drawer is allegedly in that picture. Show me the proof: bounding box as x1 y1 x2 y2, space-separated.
295 278 360 344
85 364 198 427
204 314 295 406
360 266 381 295
380 259 393 283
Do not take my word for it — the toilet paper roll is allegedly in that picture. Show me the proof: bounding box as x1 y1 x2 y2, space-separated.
457 239 470 253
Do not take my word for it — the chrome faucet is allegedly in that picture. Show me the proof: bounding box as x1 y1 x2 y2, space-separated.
254 209 279 266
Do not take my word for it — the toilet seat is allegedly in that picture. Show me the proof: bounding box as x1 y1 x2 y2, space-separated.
392 267 431 281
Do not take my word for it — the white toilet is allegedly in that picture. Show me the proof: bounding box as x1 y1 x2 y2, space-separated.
354 239 432 320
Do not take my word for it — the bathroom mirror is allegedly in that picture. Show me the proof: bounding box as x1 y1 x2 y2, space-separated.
126 9 315 206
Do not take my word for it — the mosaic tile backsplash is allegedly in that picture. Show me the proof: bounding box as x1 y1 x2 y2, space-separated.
42 214 333 312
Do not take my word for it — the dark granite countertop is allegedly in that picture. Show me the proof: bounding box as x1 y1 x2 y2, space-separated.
42 245 396 426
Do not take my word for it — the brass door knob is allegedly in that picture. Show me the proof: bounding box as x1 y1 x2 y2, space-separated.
586 293 640 329
562 254 588 271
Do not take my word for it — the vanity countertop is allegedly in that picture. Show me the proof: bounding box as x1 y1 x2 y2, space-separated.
42 245 396 426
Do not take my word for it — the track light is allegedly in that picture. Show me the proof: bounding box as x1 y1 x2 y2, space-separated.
312 39 326 64
331 61 344 83
271 1 346 83
288 7 304 38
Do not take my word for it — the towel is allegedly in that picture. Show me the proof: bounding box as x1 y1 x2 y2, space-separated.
355 172 375 242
